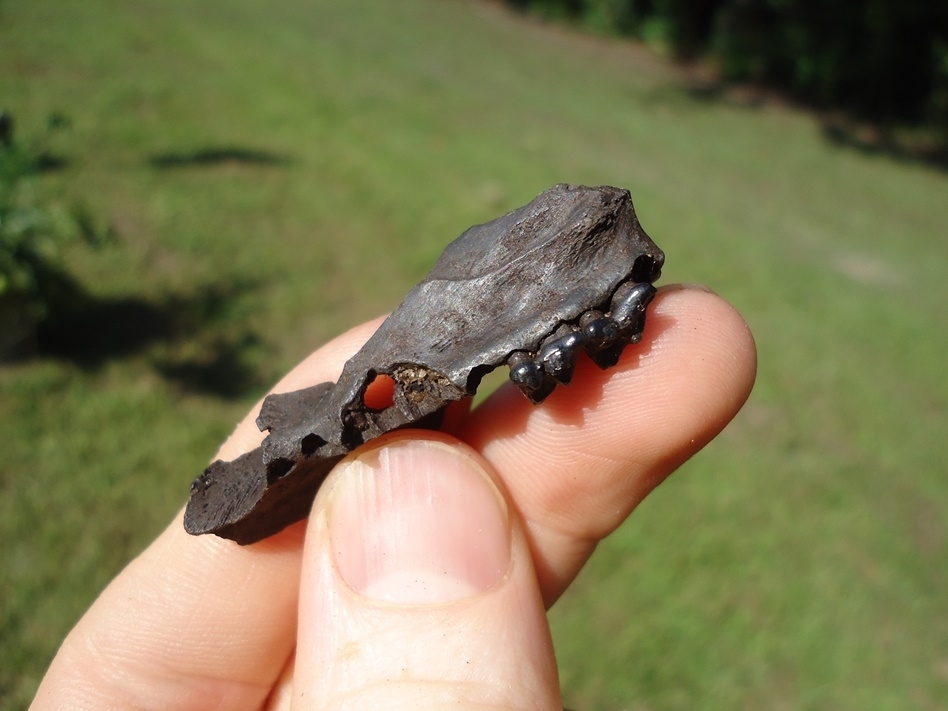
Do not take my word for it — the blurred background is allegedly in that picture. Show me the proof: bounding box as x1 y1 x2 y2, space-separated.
1 0 945 708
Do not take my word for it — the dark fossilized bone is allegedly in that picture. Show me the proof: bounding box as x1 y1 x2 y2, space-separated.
185 184 664 544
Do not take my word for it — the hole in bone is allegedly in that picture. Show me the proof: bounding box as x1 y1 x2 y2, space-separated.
363 373 396 411
265 457 294 483
631 254 660 283
300 433 326 456
466 364 493 392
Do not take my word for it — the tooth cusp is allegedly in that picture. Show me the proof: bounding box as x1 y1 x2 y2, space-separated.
610 282 657 334
508 351 545 393
581 315 619 346
539 330 584 384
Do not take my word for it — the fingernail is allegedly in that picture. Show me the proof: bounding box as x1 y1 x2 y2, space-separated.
659 282 716 295
326 438 510 604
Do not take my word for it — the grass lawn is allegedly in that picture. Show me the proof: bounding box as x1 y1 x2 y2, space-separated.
2 0 946 708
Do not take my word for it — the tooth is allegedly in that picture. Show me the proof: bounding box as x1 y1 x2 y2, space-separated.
525 380 557 404
580 310 619 346
610 282 656 336
507 351 544 394
577 310 620 368
587 343 624 369
538 329 585 384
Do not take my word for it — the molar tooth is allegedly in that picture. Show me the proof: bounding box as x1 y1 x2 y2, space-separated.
539 329 585 384
587 343 624 369
581 314 619 347
609 282 657 335
525 381 557 404
580 310 621 368
507 351 545 394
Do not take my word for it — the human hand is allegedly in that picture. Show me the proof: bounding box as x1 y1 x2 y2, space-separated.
31 284 756 710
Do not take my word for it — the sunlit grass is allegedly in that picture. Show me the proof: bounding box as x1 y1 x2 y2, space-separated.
1 0 946 708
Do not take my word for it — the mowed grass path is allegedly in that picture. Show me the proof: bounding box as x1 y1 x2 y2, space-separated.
2 0 946 708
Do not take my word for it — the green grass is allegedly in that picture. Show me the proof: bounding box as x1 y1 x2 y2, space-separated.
1 0 946 708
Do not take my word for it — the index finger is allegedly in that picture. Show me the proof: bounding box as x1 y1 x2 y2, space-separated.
462 285 756 604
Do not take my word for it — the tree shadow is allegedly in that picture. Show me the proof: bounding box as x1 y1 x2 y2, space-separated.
820 118 948 171
32 152 70 172
148 147 292 169
151 331 265 399
36 281 268 399
677 76 772 108
674 76 948 171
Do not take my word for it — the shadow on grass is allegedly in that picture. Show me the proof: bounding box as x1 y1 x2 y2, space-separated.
36 281 267 399
33 152 70 172
819 119 948 170
148 147 292 169
678 79 948 171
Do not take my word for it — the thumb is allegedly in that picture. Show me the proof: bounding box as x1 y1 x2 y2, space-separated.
292 432 562 710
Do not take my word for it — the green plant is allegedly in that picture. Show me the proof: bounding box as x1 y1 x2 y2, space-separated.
0 111 113 355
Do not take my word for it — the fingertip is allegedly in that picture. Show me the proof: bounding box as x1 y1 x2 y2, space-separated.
457 283 757 603
648 283 757 425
